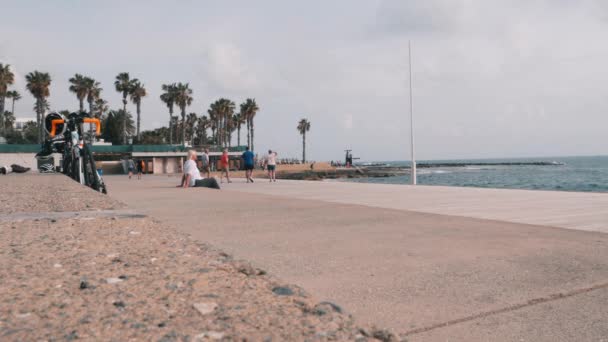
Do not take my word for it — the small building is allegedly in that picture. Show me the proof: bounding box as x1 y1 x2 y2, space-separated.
13 118 36 131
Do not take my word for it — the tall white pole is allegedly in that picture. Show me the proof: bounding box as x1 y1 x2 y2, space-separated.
408 41 417 185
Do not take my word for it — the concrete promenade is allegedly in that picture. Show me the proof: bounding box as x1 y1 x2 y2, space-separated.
106 176 608 341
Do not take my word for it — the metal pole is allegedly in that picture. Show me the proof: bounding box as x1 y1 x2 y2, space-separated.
408 41 416 185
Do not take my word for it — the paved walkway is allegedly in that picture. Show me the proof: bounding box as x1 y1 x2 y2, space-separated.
223 179 608 233
106 176 608 340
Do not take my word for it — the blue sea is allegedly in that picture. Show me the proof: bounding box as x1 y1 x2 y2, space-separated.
346 156 608 193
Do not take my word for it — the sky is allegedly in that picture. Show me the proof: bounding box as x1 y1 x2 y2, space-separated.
1 0 607 161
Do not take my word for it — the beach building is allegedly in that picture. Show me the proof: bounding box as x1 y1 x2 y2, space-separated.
0 144 248 174
12 117 36 131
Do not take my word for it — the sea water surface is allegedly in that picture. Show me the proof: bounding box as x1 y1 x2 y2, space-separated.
346 156 608 193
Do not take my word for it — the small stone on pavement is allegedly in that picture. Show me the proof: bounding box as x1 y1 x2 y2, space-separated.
193 302 218 315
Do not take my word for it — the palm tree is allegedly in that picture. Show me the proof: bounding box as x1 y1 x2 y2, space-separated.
195 115 210 145
4 90 20 134
68 74 89 111
3 111 15 131
160 83 177 144
83 77 102 142
114 72 138 144
208 109 217 145
7 90 21 115
0 64 15 136
102 109 135 144
240 98 259 151
93 98 109 119
185 112 198 146
297 118 311 163
219 98 235 147
234 112 246 147
174 82 193 145
170 116 180 143
84 77 102 115
25 71 52 143
130 81 147 140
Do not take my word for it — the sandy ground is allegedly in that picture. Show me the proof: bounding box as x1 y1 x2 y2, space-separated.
0 174 396 341
106 175 608 341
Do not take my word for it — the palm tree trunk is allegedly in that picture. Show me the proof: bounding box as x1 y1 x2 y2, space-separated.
11 98 15 116
36 99 42 144
0 97 4 136
136 102 141 142
122 98 127 145
302 132 306 163
181 109 186 145
168 108 173 144
79 98 84 112
0 96 5 136
88 99 95 144
246 118 250 149
250 119 255 153
237 124 241 146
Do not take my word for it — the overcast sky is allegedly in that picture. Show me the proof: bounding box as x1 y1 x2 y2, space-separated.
2 0 607 161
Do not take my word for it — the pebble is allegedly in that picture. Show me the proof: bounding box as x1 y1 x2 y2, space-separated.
194 331 224 340
129 231 141 235
53 263 62 268
272 286 294 296
79 279 90 289
106 278 124 284
193 302 218 315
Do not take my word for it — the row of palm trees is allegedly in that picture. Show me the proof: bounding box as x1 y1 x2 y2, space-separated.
0 64 22 136
158 83 260 149
1 64 269 154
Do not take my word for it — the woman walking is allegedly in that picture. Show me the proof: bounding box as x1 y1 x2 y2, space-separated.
220 148 231 183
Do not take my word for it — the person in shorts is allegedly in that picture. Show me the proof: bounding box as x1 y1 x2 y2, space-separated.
219 148 231 183
241 146 255 183
201 148 211 178
127 158 135 179
136 159 144 180
264 150 277 182
179 150 220 189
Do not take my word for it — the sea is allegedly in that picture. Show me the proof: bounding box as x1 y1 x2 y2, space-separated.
345 155 608 193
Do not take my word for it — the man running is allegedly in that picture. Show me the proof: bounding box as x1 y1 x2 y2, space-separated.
264 149 277 182
242 146 255 183
179 150 220 189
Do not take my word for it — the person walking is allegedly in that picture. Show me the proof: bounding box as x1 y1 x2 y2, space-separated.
241 146 255 183
264 149 277 182
127 158 135 179
136 159 144 180
220 148 231 183
201 148 211 179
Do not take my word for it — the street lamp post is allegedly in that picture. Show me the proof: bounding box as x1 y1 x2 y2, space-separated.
409 41 417 185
